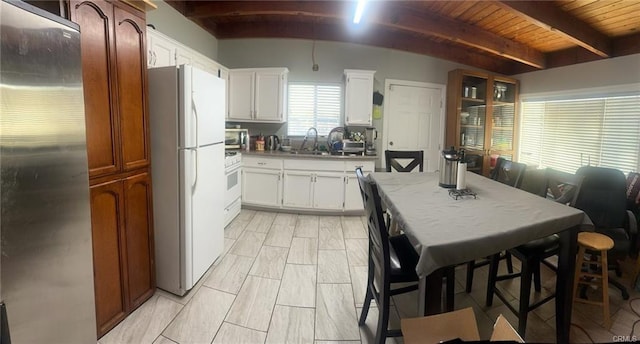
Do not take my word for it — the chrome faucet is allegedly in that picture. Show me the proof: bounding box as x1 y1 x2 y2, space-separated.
299 127 318 151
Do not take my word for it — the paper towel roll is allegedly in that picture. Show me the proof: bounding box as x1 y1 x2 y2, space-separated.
456 162 467 190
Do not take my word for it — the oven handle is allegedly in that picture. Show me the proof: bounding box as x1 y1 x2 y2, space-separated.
226 164 241 175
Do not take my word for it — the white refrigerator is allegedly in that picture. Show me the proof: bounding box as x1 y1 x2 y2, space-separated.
148 65 225 295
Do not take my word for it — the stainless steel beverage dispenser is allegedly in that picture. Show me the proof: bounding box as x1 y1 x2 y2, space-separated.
439 147 463 188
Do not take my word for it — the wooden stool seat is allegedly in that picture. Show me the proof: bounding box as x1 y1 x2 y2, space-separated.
573 232 614 328
577 232 614 251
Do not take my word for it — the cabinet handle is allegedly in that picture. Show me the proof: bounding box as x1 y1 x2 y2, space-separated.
153 51 157 65
258 162 266 165
389 141 394 146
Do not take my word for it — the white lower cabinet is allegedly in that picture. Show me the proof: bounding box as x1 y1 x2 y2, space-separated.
242 168 282 207
242 156 374 212
344 175 364 211
282 171 313 208
313 173 345 209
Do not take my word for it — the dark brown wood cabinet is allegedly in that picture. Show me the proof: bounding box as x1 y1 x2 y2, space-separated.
445 69 520 176
69 0 154 338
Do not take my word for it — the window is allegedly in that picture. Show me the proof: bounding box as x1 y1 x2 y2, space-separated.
287 83 341 136
518 94 640 173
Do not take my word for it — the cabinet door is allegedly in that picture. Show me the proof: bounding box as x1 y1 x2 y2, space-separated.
175 46 193 66
148 31 176 68
242 168 281 206
90 180 127 336
345 73 373 126
313 173 345 209
123 172 155 309
70 0 121 178
114 7 150 172
283 171 313 208
344 174 364 211
228 71 254 120
254 71 282 121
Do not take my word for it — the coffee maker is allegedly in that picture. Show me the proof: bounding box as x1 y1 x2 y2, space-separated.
364 127 377 156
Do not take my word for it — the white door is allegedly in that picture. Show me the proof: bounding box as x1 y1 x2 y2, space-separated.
383 81 444 172
182 66 225 147
179 143 224 289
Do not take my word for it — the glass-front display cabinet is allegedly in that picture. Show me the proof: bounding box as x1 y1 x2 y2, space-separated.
445 69 519 176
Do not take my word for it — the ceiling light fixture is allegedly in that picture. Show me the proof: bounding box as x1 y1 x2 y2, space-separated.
353 0 367 24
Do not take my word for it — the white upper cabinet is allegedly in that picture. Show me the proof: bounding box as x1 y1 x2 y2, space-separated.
147 31 176 68
344 69 375 126
146 29 225 78
228 68 288 123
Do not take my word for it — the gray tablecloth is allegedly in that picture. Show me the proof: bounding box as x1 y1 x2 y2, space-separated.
370 172 591 279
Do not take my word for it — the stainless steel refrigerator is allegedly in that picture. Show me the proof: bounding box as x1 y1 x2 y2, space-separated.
1 1 97 342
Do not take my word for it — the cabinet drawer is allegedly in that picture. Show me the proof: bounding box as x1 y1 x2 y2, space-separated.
345 161 374 173
243 157 283 170
284 159 344 172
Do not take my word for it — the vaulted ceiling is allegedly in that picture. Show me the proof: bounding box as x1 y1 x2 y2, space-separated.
165 0 640 75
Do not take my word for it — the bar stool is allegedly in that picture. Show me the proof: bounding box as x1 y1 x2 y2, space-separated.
573 232 614 328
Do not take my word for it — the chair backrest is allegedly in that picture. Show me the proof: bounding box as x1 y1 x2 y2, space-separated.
385 150 424 172
546 168 584 206
575 166 628 228
492 158 527 188
519 168 549 197
355 168 391 292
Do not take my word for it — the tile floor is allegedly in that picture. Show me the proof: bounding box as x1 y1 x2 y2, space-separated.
100 210 640 344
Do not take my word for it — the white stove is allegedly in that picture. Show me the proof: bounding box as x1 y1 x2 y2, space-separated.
224 151 242 226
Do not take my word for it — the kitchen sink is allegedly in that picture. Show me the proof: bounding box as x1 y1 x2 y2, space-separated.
288 150 329 156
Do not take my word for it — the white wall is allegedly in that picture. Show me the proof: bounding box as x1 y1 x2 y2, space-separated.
515 54 640 96
146 0 218 60
219 38 468 86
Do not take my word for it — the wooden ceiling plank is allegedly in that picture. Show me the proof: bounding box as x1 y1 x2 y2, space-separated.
369 4 546 68
214 20 520 74
497 1 612 57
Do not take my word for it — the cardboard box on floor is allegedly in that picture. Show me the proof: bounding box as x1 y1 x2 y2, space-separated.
401 307 524 343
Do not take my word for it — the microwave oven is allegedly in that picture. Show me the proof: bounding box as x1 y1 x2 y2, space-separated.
225 128 248 149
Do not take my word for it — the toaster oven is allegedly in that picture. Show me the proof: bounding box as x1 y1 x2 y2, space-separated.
225 128 248 150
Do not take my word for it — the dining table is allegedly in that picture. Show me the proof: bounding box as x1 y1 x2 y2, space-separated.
370 171 592 343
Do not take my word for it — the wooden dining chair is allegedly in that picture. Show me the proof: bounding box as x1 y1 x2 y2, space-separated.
355 168 454 344
385 150 424 172
465 159 528 293
486 168 584 336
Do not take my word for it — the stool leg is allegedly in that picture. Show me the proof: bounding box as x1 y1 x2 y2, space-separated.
601 251 611 329
573 246 587 303
517 259 533 336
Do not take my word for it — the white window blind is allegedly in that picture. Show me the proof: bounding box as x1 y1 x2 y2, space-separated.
288 83 341 136
519 95 640 174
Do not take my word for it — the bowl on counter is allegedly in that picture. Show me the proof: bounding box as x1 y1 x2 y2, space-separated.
280 145 292 152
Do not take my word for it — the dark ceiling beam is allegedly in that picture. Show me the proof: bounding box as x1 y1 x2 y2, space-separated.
180 0 546 69
184 1 345 18
495 1 612 58
369 2 545 69
213 20 521 74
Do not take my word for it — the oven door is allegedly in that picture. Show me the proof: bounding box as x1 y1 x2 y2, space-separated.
225 164 242 207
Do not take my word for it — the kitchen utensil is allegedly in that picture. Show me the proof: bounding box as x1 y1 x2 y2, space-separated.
266 135 280 151
327 127 345 153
